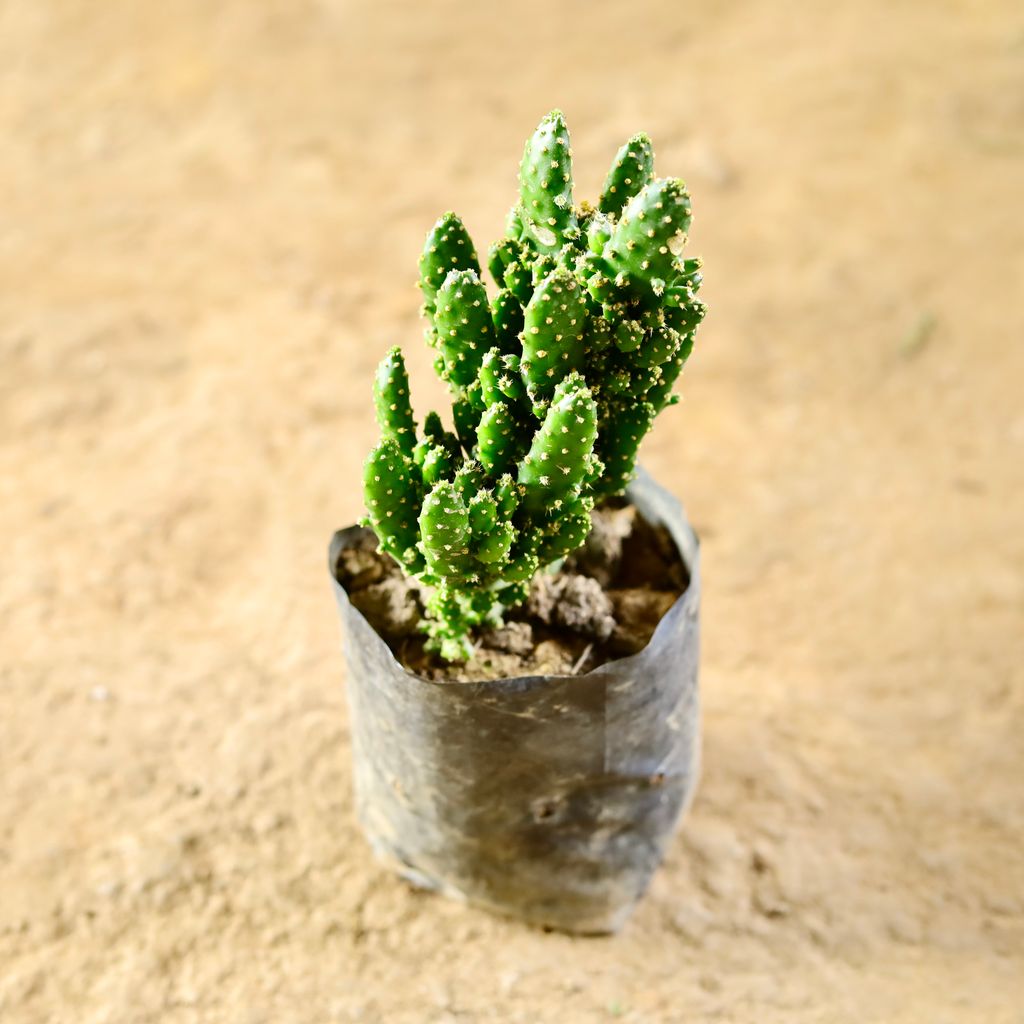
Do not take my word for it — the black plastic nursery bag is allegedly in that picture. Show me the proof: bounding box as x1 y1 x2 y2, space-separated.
328 468 700 934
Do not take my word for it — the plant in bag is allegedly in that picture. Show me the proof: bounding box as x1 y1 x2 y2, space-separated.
330 111 705 933
362 110 705 661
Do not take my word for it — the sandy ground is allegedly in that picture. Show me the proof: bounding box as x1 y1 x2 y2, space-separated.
2 1 1023 1021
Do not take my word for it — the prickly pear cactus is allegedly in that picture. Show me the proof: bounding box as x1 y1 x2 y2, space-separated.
362 110 705 661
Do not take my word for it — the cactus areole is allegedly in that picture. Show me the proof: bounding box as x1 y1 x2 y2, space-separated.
362 111 705 662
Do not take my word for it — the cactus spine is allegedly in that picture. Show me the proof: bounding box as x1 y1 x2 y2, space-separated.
362 110 705 661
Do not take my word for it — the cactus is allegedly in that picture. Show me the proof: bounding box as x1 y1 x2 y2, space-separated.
361 111 705 661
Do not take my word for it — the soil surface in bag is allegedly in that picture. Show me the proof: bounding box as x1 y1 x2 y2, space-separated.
334 502 688 680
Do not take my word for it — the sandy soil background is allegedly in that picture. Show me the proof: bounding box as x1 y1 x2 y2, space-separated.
2 2 1023 1021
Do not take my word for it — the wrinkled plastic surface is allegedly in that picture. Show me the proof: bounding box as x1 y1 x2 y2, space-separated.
328 469 700 934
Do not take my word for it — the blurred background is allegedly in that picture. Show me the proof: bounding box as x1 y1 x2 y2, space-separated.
2 1 1022 1021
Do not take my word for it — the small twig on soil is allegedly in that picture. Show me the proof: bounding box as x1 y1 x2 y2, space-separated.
572 643 594 675
899 311 937 359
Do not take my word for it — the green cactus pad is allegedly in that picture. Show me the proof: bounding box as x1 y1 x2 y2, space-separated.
363 438 423 570
614 318 644 353
520 268 588 405
594 400 656 498
634 324 681 369
518 375 598 510
490 288 524 353
420 481 472 581
518 109 577 253
372 346 417 459
420 410 461 456
537 502 593 564
468 490 499 535
419 212 481 317
494 474 521 519
433 269 495 388
598 178 692 298
421 443 456 486
646 332 694 410
453 460 486 500
476 401 521 477
488 238 523 286
474 519 515 565
503 548 540 584
599 132 655 217
451 389 483 452
479 348 527 409
586 210 614 254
